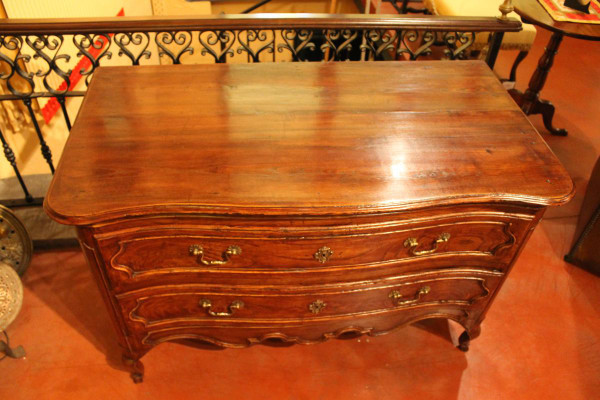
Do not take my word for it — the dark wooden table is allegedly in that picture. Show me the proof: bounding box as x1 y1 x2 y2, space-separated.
511 0 600 136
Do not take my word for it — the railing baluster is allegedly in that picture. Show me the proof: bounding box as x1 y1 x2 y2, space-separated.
56 96 72 130
218 32 226 63
22 98 55 174
0 126 33 203
272 29 276 62
485 32 504 69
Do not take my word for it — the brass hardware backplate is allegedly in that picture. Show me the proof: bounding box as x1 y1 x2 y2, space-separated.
404 233 450 256
313 246 333 263
389 286 431 306
189 244 242 266
308 299 327 314
200 299 244 317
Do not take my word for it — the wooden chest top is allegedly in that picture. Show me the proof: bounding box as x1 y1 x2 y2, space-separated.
45 61 573 224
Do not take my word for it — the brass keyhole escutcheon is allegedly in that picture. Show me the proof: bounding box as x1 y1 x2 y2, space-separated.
314 246 333 263
308 300 327 314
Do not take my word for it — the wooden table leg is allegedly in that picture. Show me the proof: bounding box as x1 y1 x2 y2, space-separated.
509 31 568 136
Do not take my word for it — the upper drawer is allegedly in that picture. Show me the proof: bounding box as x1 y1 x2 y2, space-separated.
95 212 532 287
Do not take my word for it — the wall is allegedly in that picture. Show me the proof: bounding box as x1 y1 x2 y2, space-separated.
213 0 359 14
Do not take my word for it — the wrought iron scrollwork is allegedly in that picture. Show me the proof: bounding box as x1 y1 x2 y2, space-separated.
73 33 113 86
361 29 399 60
0 35 34 97
278 29 316 61
237 30 274 62
25 34 71 96
114 32 151 65
442 31 475 60
156 31 194 64
199 30 236 63
397 30 435 60
321 29 359 61
0 27 481 97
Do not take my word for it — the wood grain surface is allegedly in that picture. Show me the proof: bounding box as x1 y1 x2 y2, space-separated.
45 61 573 224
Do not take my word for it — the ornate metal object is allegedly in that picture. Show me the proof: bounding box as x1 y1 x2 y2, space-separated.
189 244 242 266
0 262 22 331
0 330 25 360
0 205 33 276
498 0 514 21
389 286 431 306
308 299 327 314
313 246 333 263
0 28 481 102
200 299 244 317
404 232 450 256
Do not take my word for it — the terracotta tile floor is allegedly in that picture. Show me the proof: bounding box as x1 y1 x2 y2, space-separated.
2 28 600 400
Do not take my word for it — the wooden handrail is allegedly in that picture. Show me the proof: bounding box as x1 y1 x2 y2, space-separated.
0 13 522 35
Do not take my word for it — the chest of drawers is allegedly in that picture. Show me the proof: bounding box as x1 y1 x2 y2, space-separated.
45 61 573 382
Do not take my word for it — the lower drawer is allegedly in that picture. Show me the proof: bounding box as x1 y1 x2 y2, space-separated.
137 304 473 349
119 269 502 330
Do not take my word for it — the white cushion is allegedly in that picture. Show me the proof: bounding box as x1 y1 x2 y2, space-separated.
423 0 537 51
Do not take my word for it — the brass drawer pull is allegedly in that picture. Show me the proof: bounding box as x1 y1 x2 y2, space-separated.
389 286 431 306
404 233 450 256
189 244 242 265
200 299 244 317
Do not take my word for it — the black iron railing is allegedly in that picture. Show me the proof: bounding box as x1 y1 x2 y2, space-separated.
0 13 521 206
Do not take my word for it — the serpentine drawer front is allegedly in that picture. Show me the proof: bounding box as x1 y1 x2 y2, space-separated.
44 62 573 382
95 212 530 292
118 270 502 326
